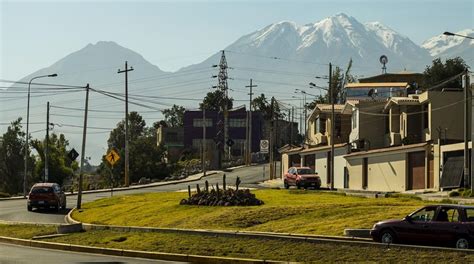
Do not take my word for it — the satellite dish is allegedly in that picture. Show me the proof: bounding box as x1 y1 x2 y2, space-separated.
368 88 374 98
379 55 388 74
368 88 377 99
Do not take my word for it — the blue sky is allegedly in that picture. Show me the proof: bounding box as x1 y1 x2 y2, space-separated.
1 0 473 80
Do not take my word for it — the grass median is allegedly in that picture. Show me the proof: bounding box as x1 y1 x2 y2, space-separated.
72 189 432 235
1 224 473 263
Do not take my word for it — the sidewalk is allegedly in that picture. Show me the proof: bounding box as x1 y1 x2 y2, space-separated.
258 179 284 189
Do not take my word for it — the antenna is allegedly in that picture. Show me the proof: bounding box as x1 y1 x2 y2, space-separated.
379 55 388 74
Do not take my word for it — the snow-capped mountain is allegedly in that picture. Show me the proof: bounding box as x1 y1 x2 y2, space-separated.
422 29 474 60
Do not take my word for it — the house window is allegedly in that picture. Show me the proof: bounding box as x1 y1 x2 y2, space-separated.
193 118 212 127
229 118 246 127
315 117 326 134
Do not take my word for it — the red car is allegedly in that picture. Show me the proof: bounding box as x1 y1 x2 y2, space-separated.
370 205 474 249
284 167 321 189
27 183 66 212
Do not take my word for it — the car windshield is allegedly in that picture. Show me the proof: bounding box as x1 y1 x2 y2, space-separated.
297 169 314 175
31 187 53 194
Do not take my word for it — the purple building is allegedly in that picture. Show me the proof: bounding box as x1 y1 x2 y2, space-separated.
183 106 264 156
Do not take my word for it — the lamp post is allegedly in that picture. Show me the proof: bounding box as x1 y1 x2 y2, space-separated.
443 31 473 193
24 74 57 197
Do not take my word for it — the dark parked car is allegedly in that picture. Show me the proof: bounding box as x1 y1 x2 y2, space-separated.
27 183 66 212
284 167 321 189
370 205 474 249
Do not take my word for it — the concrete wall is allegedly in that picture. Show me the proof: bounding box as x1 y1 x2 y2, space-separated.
429 91 464 142
333 147 348 189
281 153 289 178
346 152 407 192
367 153 407 192
346 158 363 190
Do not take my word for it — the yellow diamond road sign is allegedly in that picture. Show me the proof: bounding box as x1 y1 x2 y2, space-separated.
106 149 120 166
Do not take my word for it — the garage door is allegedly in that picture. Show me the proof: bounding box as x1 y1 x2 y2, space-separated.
440 156 464 189
408 151 425 190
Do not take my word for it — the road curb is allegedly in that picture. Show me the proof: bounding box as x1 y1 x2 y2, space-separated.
0 235 285 263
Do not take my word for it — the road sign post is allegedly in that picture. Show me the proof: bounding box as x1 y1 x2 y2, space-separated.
105 149 120 194
260 140 269 154
106 149 120 167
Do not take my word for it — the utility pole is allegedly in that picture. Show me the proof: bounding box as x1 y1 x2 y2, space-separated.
290 106 295 147
202 108 206 176
118 61 133 187
246 79 256 165
269 97 275 179
77 84 90 210
329 62 335 190
303 93 307 142
462 72 471 191
44 102 50 182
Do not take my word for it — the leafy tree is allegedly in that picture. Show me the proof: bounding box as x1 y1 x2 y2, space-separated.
99 111 167 185
31 133 78 186
252 94 285 120
200 90 233 111
423 57 468 89
0 118 36 195
161 104 185 127
107 111 146 149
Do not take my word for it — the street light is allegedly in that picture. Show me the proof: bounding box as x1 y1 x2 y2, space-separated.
443 31 473 193
24 73 57 197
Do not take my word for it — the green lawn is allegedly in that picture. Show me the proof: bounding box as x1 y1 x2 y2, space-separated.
0 224 56 239
48 230 474 263
72 189 432 236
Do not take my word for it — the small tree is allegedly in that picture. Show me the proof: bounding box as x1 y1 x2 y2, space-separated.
161 104 185 127
0 118 36 194
200 90 233 111
423 57 468 89
31 133 78 185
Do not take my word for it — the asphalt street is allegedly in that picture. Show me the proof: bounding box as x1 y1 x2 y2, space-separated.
0 242 182 264
0 163 279 224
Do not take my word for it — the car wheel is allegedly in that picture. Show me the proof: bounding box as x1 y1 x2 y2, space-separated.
455 237 470 249
56 201 61 212
380 230 396 244
296 182 301 189
27 205 32 212
284 181 289 189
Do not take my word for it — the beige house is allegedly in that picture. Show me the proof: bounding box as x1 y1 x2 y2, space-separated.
306 104 350 146
383 90 465 147
342 99 387 150
279 79 471 193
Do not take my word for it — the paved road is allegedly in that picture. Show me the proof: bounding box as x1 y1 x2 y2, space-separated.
0 163 280 224
0 242 182 263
